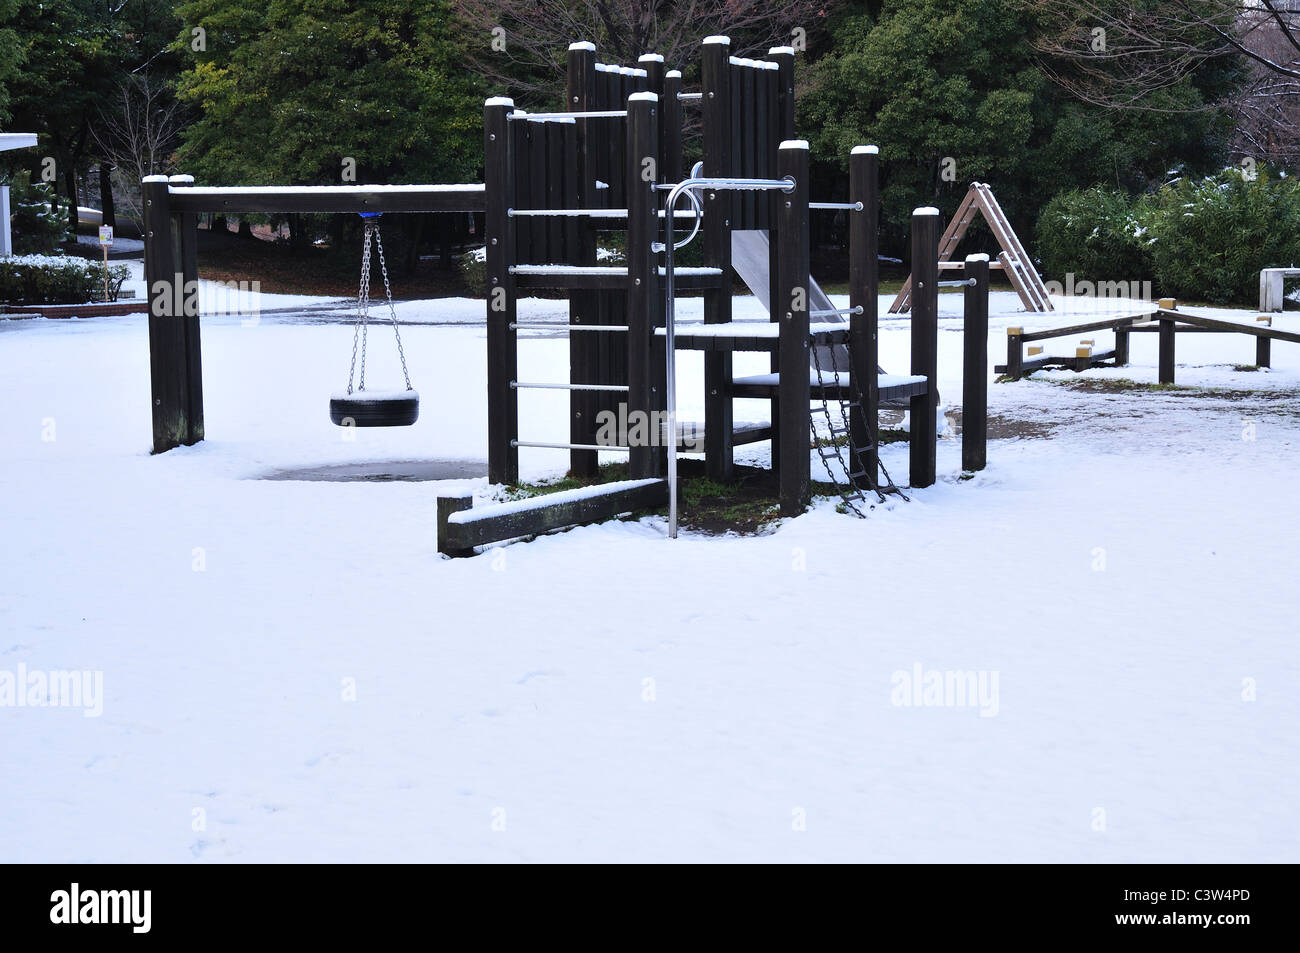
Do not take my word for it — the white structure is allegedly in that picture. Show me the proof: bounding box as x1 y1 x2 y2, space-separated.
1260 267 1300 312
0 133 39 257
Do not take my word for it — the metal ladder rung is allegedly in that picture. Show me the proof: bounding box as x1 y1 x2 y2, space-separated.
512 440 631 452
510 381 629 392
510 323 629 332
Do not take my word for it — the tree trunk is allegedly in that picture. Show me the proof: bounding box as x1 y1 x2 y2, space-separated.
98 165 116 229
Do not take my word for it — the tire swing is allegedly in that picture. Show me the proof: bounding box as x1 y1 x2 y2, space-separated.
329 213 420 428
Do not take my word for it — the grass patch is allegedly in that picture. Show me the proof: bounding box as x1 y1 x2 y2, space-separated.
1052 377 1189 393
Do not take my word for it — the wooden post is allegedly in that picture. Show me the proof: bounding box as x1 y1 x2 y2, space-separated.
767 45 797 470
701 35 734 481
144 175 190 453
1256 316 1272 368
1158 316 1176 385
567 43 599 478
1006 327 1024 380
437 496 475 557
1114 319 1131 367
775 140 811 516
849 145 879 491
663 69 684 184
962 254 989 473
169 174 204 445
484 97 519 485
909 208 940 489
626 92 660 478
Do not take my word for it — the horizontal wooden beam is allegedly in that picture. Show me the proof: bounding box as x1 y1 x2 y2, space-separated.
168 185 486 215
1018 315 1145 343
1153 308 1300 345
438 479 669 553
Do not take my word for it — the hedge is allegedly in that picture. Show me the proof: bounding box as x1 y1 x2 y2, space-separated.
0 255 130 305
1036 169 1300 306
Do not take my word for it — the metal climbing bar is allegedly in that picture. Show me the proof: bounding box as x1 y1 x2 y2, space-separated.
512 440 631 452
510 323 629 332
810 306 864 318
810 201 864 211
654 176 793 193
510 382 630 392
507 110 627 121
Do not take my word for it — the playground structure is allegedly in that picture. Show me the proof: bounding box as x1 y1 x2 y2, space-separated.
997 308 1299 383
141 35 995 554
890 182 1052 315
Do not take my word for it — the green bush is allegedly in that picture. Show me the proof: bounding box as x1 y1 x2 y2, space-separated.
1036 170 1300 305
3 172 69 253
0 255 130 305
1035 187 1152 285
1143 168 1300 305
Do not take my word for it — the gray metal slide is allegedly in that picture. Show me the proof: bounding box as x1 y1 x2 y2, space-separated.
730 230 876 374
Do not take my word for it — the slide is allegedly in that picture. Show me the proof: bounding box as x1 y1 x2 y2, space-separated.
730 230 878 375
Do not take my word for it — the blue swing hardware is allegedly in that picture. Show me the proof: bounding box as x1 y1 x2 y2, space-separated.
330 215 420 427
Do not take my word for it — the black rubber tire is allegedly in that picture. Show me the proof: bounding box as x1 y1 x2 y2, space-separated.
330 391 420 427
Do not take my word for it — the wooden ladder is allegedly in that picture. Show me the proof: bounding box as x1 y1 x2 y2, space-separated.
889 183 1053 313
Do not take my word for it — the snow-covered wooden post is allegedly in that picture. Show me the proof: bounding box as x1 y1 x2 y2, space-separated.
1005 327 1024 380
484 97 519 485
962 253 990 473
626 91 661 478
701 35 734 481
169 174 204 445
848 145 879 492
776 139 811 517
143 174 202 453
910 207 940 488
1158 314 1176 385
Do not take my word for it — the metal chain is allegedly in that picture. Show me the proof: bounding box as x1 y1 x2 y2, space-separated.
345 223 373 395
344 220 413 395
372 225 413 391
810 343 872 517
809 331 909 515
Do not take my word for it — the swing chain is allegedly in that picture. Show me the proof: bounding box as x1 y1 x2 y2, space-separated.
372 224 413 391
345 219 412 395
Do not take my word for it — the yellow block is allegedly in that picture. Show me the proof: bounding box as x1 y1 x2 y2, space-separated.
1007 326 1023 336
1257 315 1273 326
1158 298 1177 310
1079 338 1095 347
1027 345 1043 356
1076 346 1093 358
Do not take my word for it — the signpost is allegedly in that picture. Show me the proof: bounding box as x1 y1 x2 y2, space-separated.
98 225 113 302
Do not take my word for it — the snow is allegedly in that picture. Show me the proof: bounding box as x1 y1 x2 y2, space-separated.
448 479 663 523
2 285 1298 862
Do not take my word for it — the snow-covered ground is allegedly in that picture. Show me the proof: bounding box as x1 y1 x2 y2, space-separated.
2 278 1298 862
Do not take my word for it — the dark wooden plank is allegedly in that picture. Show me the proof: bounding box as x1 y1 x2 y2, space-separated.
776 142 811 516
962 254 989 472
484 99 519 485
169 175 205 446
439 480 669 551
568 43 599 478
909 209 939 488
701 37 735 482
849 146 878 491
626 93 660 478
1159 317 1176 385
1019 314 1151 343
1154 308 1300 345
143 176 189 453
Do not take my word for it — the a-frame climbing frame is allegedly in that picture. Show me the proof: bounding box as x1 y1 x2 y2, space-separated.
889 182 1053 313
